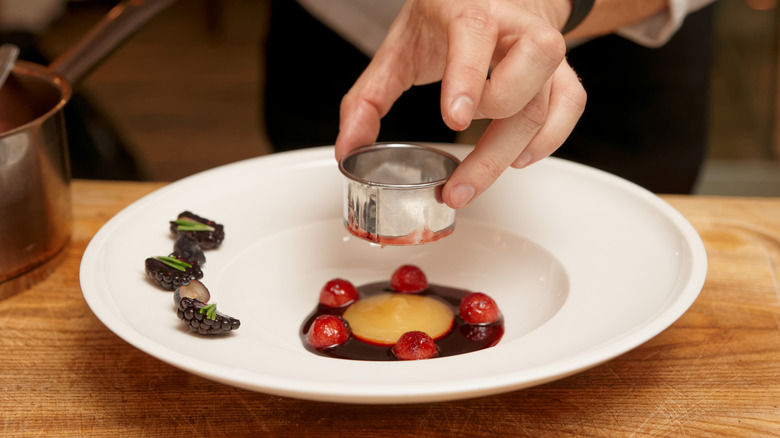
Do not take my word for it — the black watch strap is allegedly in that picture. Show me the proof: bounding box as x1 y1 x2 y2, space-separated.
561 0 595 34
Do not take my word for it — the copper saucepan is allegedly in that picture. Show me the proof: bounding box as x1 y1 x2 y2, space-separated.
0 0 176 283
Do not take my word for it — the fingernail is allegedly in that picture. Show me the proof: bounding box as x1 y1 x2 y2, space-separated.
512 150 533 169
449 96 474 129
450 184 476 208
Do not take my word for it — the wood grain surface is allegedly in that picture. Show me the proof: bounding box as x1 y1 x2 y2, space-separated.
1 180 778 437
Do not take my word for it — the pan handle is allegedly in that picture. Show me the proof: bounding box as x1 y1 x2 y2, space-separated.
49 0 177 85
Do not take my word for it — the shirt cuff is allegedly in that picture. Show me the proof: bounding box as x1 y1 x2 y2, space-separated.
615 0 714 47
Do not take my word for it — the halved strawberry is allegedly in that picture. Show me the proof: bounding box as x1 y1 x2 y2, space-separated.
391 331 439 360
390 265 428 293
307 315 350 349
319 278 359 308
459 292 500 325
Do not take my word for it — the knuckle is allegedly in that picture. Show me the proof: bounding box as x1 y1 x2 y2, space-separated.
484 88 515 119
339 92 357 117
520 96 549 128
341 82 389 117
533 131 563 156
473 156 505 182
458 62 489 85
454 5 498 36
561 82 587 115
526 26 566 68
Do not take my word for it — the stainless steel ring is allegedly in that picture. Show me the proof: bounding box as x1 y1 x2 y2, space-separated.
339 143 460 246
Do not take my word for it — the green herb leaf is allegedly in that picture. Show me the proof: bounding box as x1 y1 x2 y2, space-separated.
175 218 215 232
155 256 192 272
200 303 217 320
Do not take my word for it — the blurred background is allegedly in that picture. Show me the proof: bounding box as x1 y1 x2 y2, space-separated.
2 0 779 195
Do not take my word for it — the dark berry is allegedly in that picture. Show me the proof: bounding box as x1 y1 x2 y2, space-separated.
145 256 203 291
307 315 350 349
459 292 500 325
173 234 206 265
174 279 211 306
170 211 224 250
177 297 240 335
461 324 499 342
392 331 439 360
319 278 359 308
390 265 428 293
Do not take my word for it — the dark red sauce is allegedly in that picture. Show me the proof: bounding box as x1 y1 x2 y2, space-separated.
301 281 504 361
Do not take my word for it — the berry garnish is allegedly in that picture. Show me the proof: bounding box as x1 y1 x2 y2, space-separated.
173 234 206 265
145 256 203 291
391 331 439 360
170 211 224 249
461 323 500 342
177 297 240 335
390 265 428 293
319 278 359 308
459 292 500 325
174 279 211 306
307 315 350 349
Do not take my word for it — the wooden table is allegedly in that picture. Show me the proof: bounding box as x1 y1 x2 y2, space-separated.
2 180 779 437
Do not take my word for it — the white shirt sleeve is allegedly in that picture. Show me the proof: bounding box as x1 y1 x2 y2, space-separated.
296 0 718 55
295 0 404 56
615 0 717 47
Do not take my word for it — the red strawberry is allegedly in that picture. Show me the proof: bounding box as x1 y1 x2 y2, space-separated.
459 292 500 325
319 278 359 308
392 331 439 360
307 315 350 349
390 265 428 293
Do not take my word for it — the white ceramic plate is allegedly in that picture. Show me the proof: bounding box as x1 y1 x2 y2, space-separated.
80 145 707 404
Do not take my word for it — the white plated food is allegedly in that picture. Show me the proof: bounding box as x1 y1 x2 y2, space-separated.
80 145 707 404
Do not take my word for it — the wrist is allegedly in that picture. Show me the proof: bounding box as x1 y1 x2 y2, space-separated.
561 0 595 34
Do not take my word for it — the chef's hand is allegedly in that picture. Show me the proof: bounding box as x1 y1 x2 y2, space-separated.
335 0 587 209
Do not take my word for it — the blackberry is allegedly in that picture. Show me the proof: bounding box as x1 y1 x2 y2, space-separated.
144 256 203 291
170 211 224 250
177 297 240 335
173 234 206 265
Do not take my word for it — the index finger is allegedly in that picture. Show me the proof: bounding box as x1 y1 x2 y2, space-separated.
442 80 552 209
440 3 498 131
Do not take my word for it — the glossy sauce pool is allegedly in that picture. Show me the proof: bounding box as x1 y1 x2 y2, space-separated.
301 281 504 361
